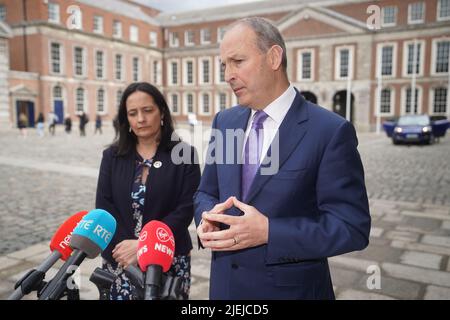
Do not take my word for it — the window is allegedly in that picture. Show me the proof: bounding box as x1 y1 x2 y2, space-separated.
132 57 140 82
76 88 85 112
183 60 194 85
218 93 227 112
408 2 425 24
53 86 62 100
335 46 354 80
297 49 314 81
0 5 6 21
202 93 210 114
97 88 105 113
215 56 226 84
48 2 60 23
381 45 394 76
93 16 103 34
116 90 123 108
171 94 179 114
95 51 104 79
202 60 210 83
406 42 422 75
130 25 139 42
405 87 419 114
168 61 179 85
382 6 397 26
433 87 447 113
149 31 158 47
217 27 226 43
201 29 211 44
113 20 122 38
50 42 62 74
435 40 450 73
185 30 195 46
380 88 392 114
115 54 123 81
186 93 194 114
153 60 159 84
169 32 179 47
67 5 82 30
74 47 85 77
438 0 450 20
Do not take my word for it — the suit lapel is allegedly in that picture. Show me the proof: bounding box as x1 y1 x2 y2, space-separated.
245 91 309 203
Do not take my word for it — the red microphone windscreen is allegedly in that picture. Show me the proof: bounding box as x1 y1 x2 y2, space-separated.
137 220 175 272
49 211 88 260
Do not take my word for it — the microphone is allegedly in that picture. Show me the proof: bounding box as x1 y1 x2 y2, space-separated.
8 211 88 300
137 220 175 300
38 209 116 300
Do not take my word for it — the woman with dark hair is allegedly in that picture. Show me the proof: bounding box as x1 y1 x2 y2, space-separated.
96 82 201 300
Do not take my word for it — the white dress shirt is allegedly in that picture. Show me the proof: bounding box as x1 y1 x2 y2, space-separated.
242 85 297 164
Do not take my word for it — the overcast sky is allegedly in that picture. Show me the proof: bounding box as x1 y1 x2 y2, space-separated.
133 0 266 13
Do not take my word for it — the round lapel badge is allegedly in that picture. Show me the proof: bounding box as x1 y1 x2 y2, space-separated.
153 161 162 168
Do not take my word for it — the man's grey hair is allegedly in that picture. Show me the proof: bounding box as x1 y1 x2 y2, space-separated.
227 17 287 73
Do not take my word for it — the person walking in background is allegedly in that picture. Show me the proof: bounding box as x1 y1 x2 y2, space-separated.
36 112 45 138
64 115 72 134
18 112 28 138
94 114 103 135
48 111 58 136
78 112 88 137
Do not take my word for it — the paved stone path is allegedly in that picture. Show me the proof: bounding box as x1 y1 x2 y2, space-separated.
0 124 449 299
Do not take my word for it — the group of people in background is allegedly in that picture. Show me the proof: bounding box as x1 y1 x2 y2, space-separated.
17 111 104 137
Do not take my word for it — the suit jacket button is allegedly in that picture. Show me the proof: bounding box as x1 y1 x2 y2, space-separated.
231 263 239 269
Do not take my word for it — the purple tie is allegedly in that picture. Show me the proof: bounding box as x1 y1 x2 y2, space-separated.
242 110 268 201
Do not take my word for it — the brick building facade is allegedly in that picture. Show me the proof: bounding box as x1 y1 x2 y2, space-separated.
0 0 449 131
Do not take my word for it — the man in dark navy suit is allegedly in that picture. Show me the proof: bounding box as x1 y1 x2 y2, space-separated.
194 17 371 300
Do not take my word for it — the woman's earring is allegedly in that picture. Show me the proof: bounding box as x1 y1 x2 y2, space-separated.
161 119 164 127
129 126 132 133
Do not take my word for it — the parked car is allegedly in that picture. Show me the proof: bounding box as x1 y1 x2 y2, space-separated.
383 114 449 145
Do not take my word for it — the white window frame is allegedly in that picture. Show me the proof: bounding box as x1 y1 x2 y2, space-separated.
437 0 450 21
408 2 425 24
401 85 423 115
132 56 141 82
149 31 158 47
215 92 229 114
48 2 60 24
431 38 450 75
199 57 212 85
402 40 425 77
116 89 123 108
152 60 162 85
168 92 181 115
200 28 211 45
93 15 103 34
374 86 395 116
0 5 6 21
217 27 226 43
75 87 87 114
96 88 107 115
95 49 106 80
297 48 315 82
381 6 397 27
429 87 448 115
113 20 122 38
182 58 196 86
115 53 125 81
167 59 180 86
183 92 196 115
185 30 195 46
169 32 179 48
73 45 87 78
335 45 355 80
49 41 64 75
67 5 82 30
199 92 212 116
376 42 397 78
130 25 139 43
215 56 226 84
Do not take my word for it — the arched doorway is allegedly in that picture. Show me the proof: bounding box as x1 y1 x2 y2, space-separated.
15 100 35 127
301 91 318 104
53 85 64 124
333 90 354 123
